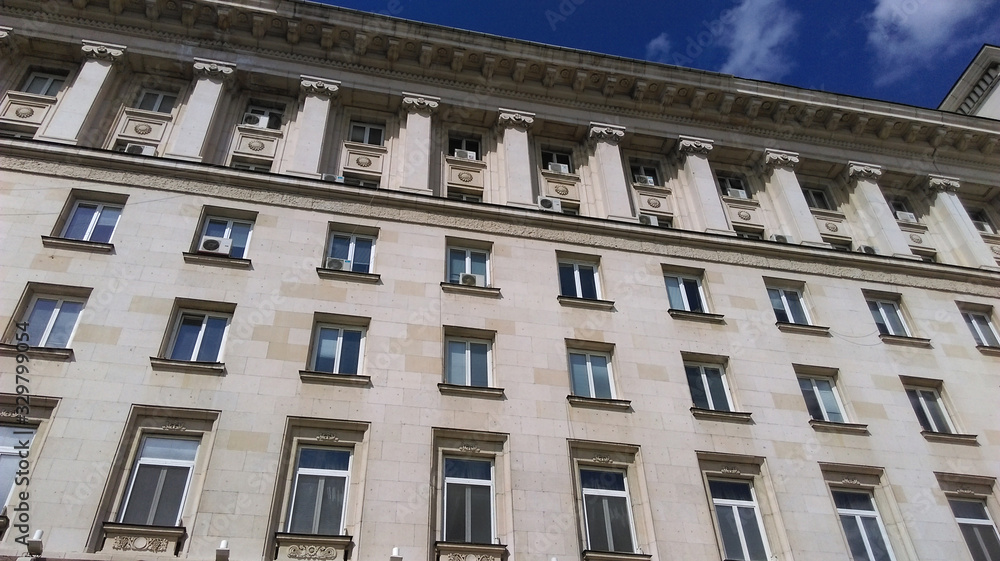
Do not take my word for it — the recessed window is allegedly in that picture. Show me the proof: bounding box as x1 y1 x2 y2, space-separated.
447 192 483 203
664 274 706 313
568 351 614 399
309 324 364 375
767 287 810 325
137 90 177 114
685 362 733 412
446 338 491 387
580 468 637 553
443 457 494 544
831 490 896 561
905 385 955 434
242 103 283 130
717 173 750 199
349 122 384 146
866 298 910 337
167 312 230 363
0 425 36 503
198 216 254 259
830 239 853 251
802 186 833 210
119 436 199 526
287 447 351 535
629 161 661 186
447 246 489 286
558 260 600 300
19 295 85 348
62 201 122 243
735 229 764 240
949 499 1000 561
962 309 1000 347
448 136 481 160
798 376 845 423
887 196 917 222
326 232 375 274
708 479 771 561
21 71 66 96
541 149 573 173
968 209 997 235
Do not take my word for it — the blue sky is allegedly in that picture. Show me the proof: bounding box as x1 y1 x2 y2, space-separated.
315 0 1000 110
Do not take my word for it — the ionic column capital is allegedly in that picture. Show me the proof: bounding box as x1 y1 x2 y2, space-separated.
846 161 883 181
193 57 236 80
81 39 126 62
676 135 714 157
496 108 535 131
300 76 340 98
926 174 961 193
588 122 625 146
401 92 440 116
762 149 799 172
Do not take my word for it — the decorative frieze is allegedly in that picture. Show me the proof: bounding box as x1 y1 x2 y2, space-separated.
401 92 440 116
676 135 713 156
846 161 883 181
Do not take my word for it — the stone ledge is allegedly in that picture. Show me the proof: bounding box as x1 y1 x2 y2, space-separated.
100 522 186 555
668 309 726 324
567 394 632 411
438 383 506 399
299 370 372 387
0 343 73 361
149 357 225 375
275 533 353 561
690 407 754 424
921 430 979 445
809 419 870 435
776 322 832 336
879 333 933 348
317 268 382 284
557 295 616 311
582 550 652 561
40 235 114 253
976 345 1000 357
182 252 252 269
435 541 508 561
440 282 502 298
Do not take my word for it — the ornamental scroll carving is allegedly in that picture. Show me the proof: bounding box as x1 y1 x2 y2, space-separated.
496 111 534 131
300 78 340 98
676 136 713 156
846 162 883 181
82 41 126 61
448 554 497 561
111 535 169 552
926 175 961 193
193 59 236 79
588 125 625 146
763 149 799 171
287 545 339 560
401 95 439 116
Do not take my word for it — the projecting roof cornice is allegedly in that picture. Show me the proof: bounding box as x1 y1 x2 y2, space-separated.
3 0 1000 161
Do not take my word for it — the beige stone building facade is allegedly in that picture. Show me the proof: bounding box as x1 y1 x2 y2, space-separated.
0 3 999 561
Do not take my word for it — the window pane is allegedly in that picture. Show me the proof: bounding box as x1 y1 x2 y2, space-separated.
665 277 684 310
449 249 467 282
716 505 746 560
349 125 366 143
468 484 492 543
330 236 351 260
470 252 488 277
447 341 467 385
299 448 350 471
883 304 906 336
767 289 789 322
919 390 951 434
0 455 21 502
445 458 491 480
170 315 203 360
24 76 49 95
584 494 611 551
785 291 808 324
815 379 844 423
570 353 591 397
906 389 933 431
738 505 768 561
196 316 227 362
138 92 159 110
46 300 83 347
685 365 709 409
444 481 467 542
860 516 892 561
351 238 373 272
868 301 889 335
469 342 489 387
974 316 1000 347
338 330 362 374
709 480 753 501
90 206 121 243
682 278 703 313
950 499 990 520
833 491 874 511
798 378 825 421
228 222 252 258
705 368 730 412
121 464 163 524
289 473 320 533
580 469 626 491
840 515 871 561
606 495 635 553
590 355 612 399
578 266 598 299
369 127 383 146
314 328 339 373
158 95 176 114
151 466 190 526
960 524 1000 561
559 264 577 297
205 219 228 238
25 298 57 346
65 204 98 240
316 475 347 535
141 437 199 461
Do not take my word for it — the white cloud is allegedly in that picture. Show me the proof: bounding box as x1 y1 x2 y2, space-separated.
717 0 800 81
645 32 672 63
866 0 992 85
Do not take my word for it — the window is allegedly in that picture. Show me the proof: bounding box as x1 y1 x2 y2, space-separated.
349 122 384 146
629 162 661 186
735 229 764 240
137 90 177 114
200 216 253 259
867 298 910 337
830 239 853 251
887 196 916 221
230 160 271 172
664 274 706 313
119 436 199 526
447 246 489 286
798 376 845 423
448 136 481 160
969 209 997 235
61 201 122 243
568 351 614 399
447 192 482 203
0 426 36 503
717 173 750 199
708 479 771 561
963 309 1000 347
832 490 896 561
802 186 833 210
309 325 364 375
167 312 230 362
541 149 573 173
685 362 733 412
905 386 955 434
326 232 375 273
559 260 600 300
950 499 1000 561
767 287 809 324
446 338 491 387
443 457 494 543
287 448 351 535
20 295 85 348
21 71 65 96
242 103 283 130
580 468 637 553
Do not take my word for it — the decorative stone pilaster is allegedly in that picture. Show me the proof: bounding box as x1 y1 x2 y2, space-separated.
844 161 916 259
759 149 826 246
587 122 632 220
282 75 341 177
35 40 126 145
496 108 536 207
163 58 235 162
923 175 1000 270
396 91 439 193
674 136 731 234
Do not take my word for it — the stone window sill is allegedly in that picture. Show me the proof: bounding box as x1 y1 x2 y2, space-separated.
921 430 978 445
776 322 831 336
567 395 632 411
438 383 505 399
691 407 753 424
41 235 114 253
149 357 225 375
668 309 726 324
879 333 932 348
317 268 382 284
0 343 74 361
976 345 1000 357
299 370 372 387
557 295 616 311
809 419 869 435
182 252 252 269
440 282 502 298
582 550 652 561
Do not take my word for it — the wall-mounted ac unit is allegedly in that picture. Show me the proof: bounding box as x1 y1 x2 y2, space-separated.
537 196 563 213
459 273 486 287
547 162 570 174
242 113 270 128
634 175 656 186
124 143 155 155
321 174 346 183
770 234 793 244
728 188 749 199
895 211 918 223
453 149 477 160
198 235 232 256
857 245 878 255
638 214 659 227
325 257 352 270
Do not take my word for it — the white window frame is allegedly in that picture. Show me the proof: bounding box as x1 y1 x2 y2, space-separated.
905 386 955 434
708 479 773 561
867 298 910 337
61 200 123 243
166 311 231 362
201 216 254 259
118 435 200 527
0 425 35 505
802 186 833 210
685 362 734 412
286 446 352 535
629 162 661 186
442 457 496 544
21 294 86 348
969 209 997 235
963 310 1000 347
798 376 847 423
447 192 483 203
558 260 601 300
831 489 898 561
21 71 64 96
950 498 1000 561
664 274 706 312
445 337 492 387
326 232 376 273
309 324 366 375
580 467 639 553
447 246 490 285
349 122 385 146
568 350 616 399
137 89 177 113
768 287 811 325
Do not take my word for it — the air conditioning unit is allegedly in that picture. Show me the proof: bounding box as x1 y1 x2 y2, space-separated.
634 175 656 186
321 174 346 183
895 211 918 223
638 214 659 227
453 149 477 160
459 273 486 287
728 188 749 199
857 245 878 255
325 257 352 271
242 113 269 128
198 235 232 256
770 234 793 244
547 162 570 174
537 196 563 213
123 143 155 155
972 220 993 234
